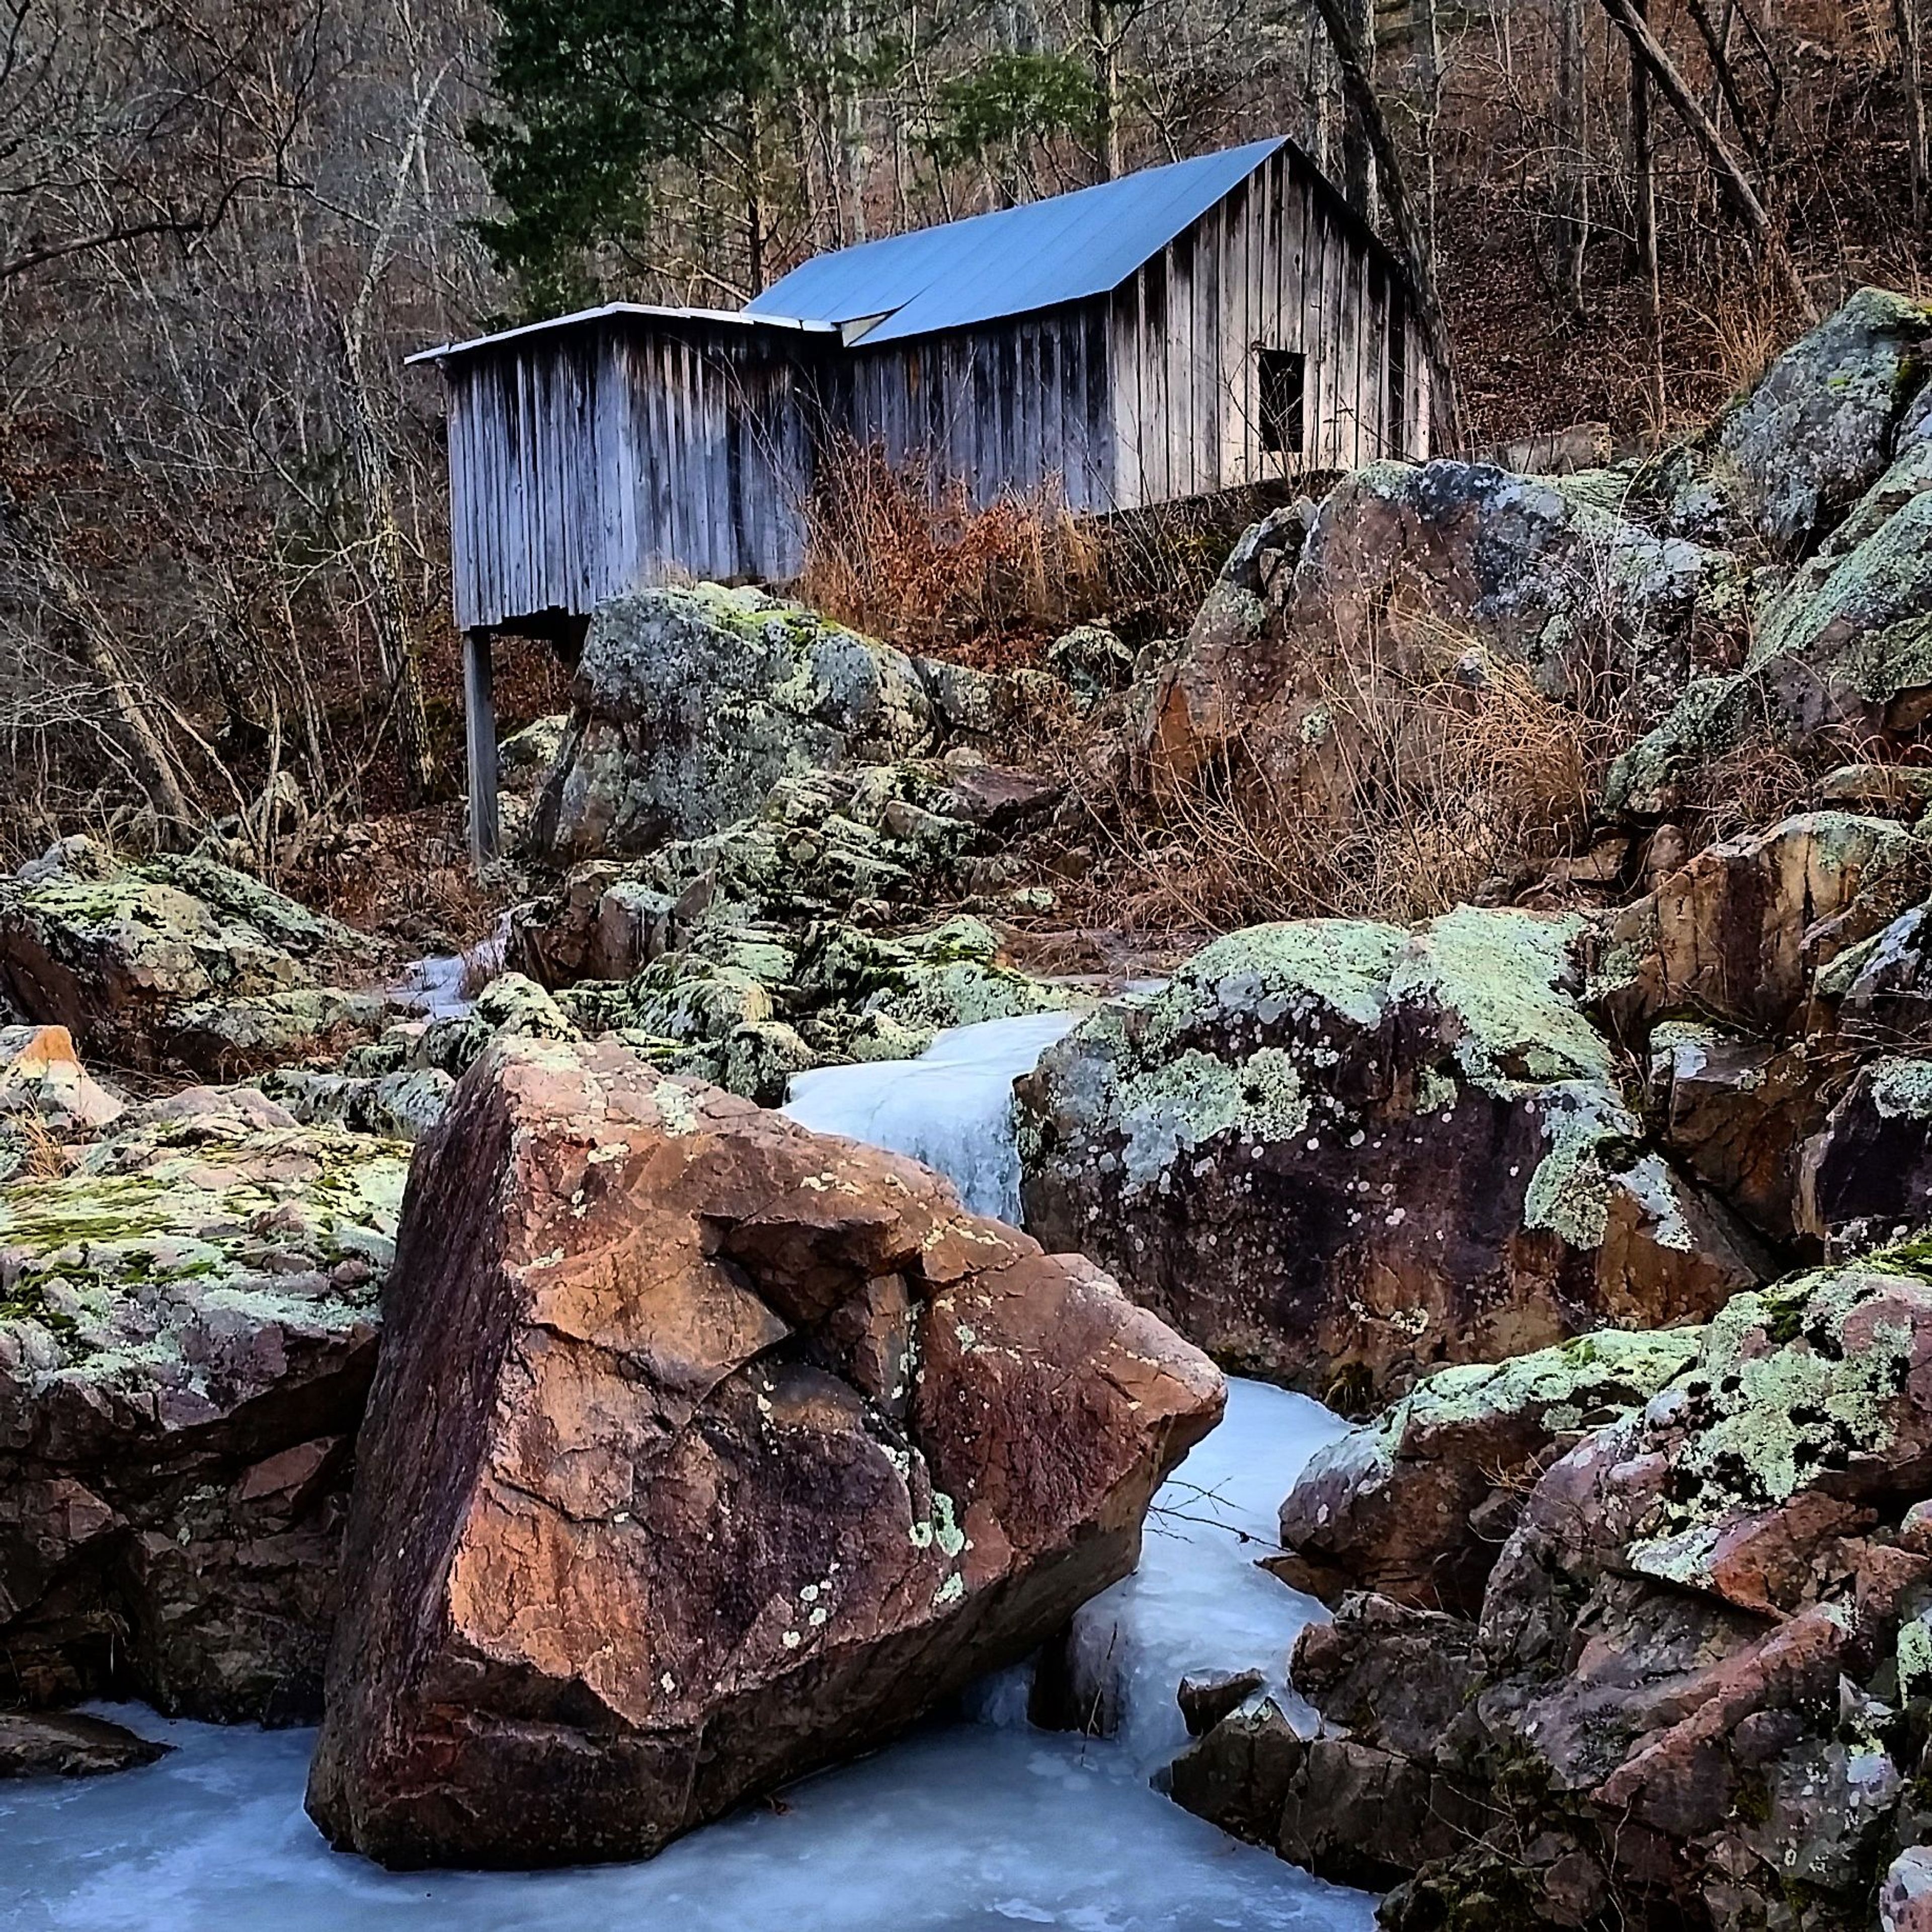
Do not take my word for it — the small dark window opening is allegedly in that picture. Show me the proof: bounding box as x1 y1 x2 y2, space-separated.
1388 311 1409 460
1258 348 1306 455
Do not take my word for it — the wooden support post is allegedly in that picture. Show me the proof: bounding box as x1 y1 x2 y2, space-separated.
463 627 500 870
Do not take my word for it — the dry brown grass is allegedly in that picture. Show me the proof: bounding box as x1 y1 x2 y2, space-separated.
796 437 1258 667
1071 619 1620 938
799 439 1108 667
9 1108 72 1180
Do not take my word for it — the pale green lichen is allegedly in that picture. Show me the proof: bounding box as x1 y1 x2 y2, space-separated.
1866 1057 1932 1121
1144 919 1403 1049
1114 1045 1309 1196
1390 906 1611 1094
1627 1264 1926 1566
1392 1325 1705 1439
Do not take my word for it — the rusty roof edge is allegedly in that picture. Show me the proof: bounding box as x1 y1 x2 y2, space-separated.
405 300 834 366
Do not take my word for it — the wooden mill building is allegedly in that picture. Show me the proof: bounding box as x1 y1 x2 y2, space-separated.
410 135 1446 859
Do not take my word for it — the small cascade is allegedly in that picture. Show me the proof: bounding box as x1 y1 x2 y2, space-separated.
395 915 511 1022
781 1010 1085 1223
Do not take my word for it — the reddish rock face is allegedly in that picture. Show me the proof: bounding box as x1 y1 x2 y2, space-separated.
1175 1260 1932 1931
305 1037 1222 1870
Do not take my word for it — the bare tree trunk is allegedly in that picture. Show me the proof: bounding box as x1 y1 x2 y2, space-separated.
341 70 446 808
1090 0 1122 179
1629 0 1664 417
1591 0 1814 317
1414 0 1443 273
1341 0 1378 221
1629 0 1659 301
1556 0 1589 318
839 0 868 243
1308 0 1463 441
1685 0 1762 163
1899 0 1928 229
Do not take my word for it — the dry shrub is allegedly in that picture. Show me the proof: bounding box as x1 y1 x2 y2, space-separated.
8 1109 71 1180
1083 621 1617 937
799 438 1107 665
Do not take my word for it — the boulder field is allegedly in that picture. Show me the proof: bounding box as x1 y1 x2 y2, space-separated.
0 1086 407 1719
304 1035 1222 1867
8 284 1932 1924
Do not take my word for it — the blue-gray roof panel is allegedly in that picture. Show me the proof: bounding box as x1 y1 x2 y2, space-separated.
745 138 1286 344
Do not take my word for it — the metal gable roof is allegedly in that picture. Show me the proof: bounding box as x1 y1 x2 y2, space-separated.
744 137 1286 345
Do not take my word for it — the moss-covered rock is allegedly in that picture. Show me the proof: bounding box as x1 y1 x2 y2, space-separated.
1017 906 1761 1400
0 847 371 1072
1606 409 1932 815
259 1066 455 1143
0 1094 408 1719
1150 459 1745 791
1274 1326 1704 1616
1708 285 1932 556
1178 1256 1932 1931
530 584 940 864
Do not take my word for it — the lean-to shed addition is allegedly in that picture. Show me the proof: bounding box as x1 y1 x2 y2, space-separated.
412 136 1447 861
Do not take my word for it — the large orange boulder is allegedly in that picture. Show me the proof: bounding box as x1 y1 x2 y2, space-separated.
305 1036 1221 1869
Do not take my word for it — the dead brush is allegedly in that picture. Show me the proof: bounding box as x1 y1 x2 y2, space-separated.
1077 619 1620 937
798 437 1107 665
8 1108 72 1180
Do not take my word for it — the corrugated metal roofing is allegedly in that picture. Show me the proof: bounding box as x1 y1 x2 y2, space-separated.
745 138 1286 345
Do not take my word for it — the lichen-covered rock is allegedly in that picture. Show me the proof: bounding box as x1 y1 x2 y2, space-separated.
542 915 1077 1101
1045 623 1136 710
496 713 567 789
1661 812 1924 1030
0 1025 123 1133
412 971 581 1079
1796 1056 1932 1251
1175 1257 1932 1932
1150 460 1742 788
258 1066 455 1143
1016 907 1760 1401
1707 285 1932 556
0 1099 408 1718
0 849 369 1071
530 585 938 863
165 987 393 1081
510 756 1058 987
304 1036 1222 1868
1607 384 1932 814
1273 1326 1702 1616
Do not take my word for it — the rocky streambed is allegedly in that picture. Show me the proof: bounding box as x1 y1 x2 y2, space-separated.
7 286 1932 1931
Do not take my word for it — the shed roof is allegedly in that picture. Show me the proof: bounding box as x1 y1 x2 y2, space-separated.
405 300 836 366
745 137 1287 345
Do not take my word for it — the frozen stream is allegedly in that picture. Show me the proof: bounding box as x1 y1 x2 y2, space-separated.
1 1013 1372 1932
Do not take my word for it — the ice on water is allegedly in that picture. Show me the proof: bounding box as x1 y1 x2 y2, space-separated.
782 1010 1086 1224
1 1009 1373 1931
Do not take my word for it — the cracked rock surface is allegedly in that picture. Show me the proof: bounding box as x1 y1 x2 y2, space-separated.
305 1034 1222 1869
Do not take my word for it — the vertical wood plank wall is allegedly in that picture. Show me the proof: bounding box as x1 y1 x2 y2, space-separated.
1107 146 1431 510
442 146 1441 631
448 317 823 631
839 302 1115 514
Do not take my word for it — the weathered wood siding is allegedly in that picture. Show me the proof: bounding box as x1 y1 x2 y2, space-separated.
836 302 1115 513
1108 144 1434 508
446 314 823 631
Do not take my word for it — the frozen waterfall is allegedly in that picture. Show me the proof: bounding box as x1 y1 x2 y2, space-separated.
781 1009 1085 1223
